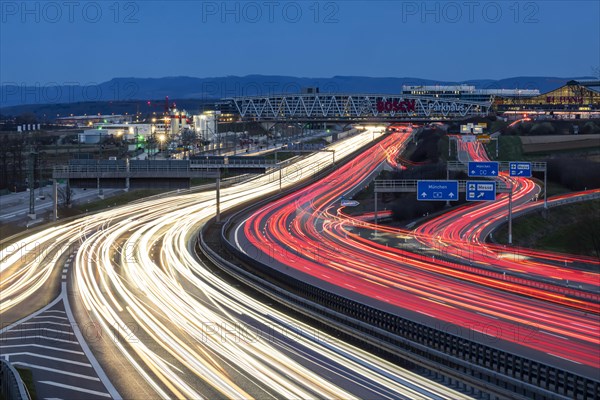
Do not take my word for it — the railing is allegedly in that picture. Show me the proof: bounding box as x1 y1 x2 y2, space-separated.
189 157 276 168
547 192 600 208
228 93 493 121
198 209 597 400
0 358 30 400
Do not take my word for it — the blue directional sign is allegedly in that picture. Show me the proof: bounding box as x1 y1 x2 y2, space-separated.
466 181 496 201
509 162 532 177
417 180 459 201
468 161 499 177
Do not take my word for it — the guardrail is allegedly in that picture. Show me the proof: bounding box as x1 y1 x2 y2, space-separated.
500 191 600 223
201 213 595 400
0 358 30 400
198 194 598 399
547 192 600 208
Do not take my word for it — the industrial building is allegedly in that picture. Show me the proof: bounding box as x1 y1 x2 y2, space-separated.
57 114 133 127
402 81 600 119
79 123 152 143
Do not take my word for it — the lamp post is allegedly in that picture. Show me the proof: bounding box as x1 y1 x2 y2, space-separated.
158 134 166 156
508 180 513 245
97 130 103 197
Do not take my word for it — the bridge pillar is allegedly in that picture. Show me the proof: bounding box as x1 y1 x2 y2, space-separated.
97 176 104 199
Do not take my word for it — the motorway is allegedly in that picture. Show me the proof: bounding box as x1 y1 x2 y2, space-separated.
0 186 123 222
1 129 469 399
231 131 600 382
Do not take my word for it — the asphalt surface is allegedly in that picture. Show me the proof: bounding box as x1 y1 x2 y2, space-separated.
0 250 120 400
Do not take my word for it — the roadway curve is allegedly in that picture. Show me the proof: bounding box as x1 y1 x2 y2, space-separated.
232 132 600 381
1 129 468 399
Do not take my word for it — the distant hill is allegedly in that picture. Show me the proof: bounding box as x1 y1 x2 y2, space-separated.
1 75 595 117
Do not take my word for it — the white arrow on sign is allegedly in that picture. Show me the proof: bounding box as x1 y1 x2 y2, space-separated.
449 193 455 198
421 192 427 197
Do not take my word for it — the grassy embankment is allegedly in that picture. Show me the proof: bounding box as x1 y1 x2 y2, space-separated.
485 134 600 256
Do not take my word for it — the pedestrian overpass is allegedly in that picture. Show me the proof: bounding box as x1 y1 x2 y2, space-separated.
227 93 493 122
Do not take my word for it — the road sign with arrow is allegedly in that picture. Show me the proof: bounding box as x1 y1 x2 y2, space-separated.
417 180 459 201
466 181 496 201
468 161 499 177
509 162 532 177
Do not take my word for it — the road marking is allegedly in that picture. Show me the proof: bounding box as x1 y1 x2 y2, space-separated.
33 315 69 321
21 321 72 328
476 311 498 320
0 296 62 334
39 381 111 398
12 362 101 381
0 344 84 355
62 275 67 280
543 331 569 341
2 353 91 367
44 310 66 315
547 353 581 365
7 328 74 336
62 269 68 274
61 282 122 399
1 336 79 345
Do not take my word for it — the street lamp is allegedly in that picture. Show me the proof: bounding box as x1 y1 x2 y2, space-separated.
158 134 166 154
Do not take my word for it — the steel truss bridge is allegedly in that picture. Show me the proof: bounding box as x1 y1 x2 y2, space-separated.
227 93 493 122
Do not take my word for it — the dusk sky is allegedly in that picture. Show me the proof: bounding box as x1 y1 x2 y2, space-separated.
1 0 599 84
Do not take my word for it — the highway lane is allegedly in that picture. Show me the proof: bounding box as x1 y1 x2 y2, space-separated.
232 131 600 379
1 246 121 399
338 136 600 294
0 187 123 222
412 139 600 284
1 128 470 399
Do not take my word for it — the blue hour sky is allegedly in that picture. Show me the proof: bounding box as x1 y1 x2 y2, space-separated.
1 0 598 84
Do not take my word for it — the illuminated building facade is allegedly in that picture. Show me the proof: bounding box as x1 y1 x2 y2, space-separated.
402 84 540 103
495 80 600 119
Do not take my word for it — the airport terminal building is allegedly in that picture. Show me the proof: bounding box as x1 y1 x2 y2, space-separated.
494 80 600 119
402 81 600 119
401 84 540 103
